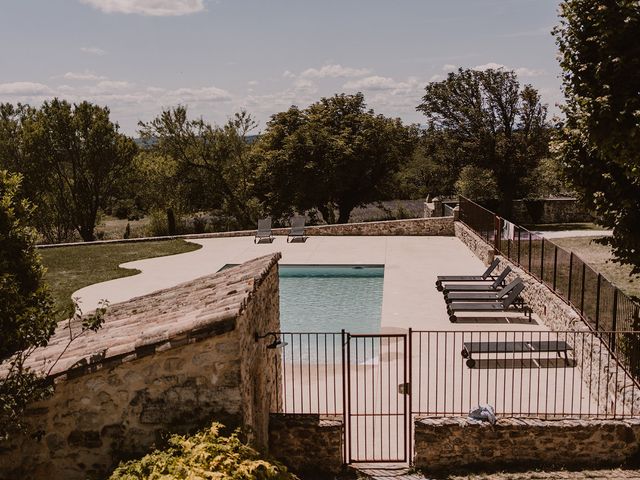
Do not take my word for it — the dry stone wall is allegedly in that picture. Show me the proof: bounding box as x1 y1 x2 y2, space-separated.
39 217 455 249
414 417 640 473
269 414 343 476
0 255 281 480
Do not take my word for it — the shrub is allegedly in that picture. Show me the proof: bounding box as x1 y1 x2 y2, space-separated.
109 423 298 480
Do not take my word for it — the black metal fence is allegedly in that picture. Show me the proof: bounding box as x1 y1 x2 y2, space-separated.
274 330 640 420
458 197 640 379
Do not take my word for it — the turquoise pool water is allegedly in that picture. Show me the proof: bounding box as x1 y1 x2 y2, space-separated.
279 265 384 332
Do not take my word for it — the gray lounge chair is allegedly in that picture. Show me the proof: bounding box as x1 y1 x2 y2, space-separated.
255 217 274 244
436 258 500 291
445 278 523 303
287 216 307 243
447 282 529 322
441 267 512 294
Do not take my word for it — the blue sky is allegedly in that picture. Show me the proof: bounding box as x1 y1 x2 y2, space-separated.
0 0 563 135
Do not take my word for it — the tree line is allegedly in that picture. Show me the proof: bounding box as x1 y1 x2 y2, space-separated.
0 68 565 244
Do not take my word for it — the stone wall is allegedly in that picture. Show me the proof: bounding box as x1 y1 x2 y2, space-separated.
269 414 343 476
454 221 640 416
454 221 495 266
414 417 640 473
0 255 281 480
39 217 455 249
511 198 594 224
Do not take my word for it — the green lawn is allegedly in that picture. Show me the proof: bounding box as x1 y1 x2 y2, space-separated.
552 236 640 299
39 239 202 320
523 222 604 232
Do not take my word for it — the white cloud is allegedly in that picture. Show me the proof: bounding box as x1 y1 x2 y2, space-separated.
63 71 107 81
514 67 546 77
282 70 295 79
248 80 259 86
442 64 458 72
0 82 53 95
300 64 371 79
163 86 232 102
80 46 107 56
343 76 403 91
95 80 132 90
473 62 545 77
473 62 507 71
78 0 206 16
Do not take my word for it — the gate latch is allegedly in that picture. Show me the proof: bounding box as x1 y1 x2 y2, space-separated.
398 382 411 395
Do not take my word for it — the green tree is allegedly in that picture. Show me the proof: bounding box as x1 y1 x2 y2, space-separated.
0 170 56 437
22 100 139 241
139 107 260 230
0 104 76 243
417 68 549 215
455 165 499 201
553 0 640 272
255 93 418 223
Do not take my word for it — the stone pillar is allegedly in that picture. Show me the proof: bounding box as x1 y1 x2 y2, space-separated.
432 197 443 217
453 206 460 221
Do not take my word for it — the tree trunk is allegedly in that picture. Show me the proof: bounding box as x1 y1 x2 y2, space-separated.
317 205 336 224
337 205 353 224
167 208 176 236
79 225 95 242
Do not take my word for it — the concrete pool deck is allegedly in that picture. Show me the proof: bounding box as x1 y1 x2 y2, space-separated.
75 235 544 333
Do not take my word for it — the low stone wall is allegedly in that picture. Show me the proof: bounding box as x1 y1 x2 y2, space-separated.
269 414 343 476
414 417 640 473
0 255 281 480
454 221 495 266
38 217 455 249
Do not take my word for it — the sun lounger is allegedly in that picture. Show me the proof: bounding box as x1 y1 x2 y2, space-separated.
287 216 307 243
436 259 500 291
461 340 573 368
254 217 274 244
447 282 529 322
441 267 512 294
445 278 522 303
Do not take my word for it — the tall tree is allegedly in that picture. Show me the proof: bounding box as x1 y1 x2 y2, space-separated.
139 107 260 230
553 0 640 273
255 93 417 223
417 68 549 215
2 100 138 242
0 104 77 243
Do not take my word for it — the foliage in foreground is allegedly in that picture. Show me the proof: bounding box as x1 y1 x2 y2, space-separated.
109 423 298 480
0 170 56 438
553 0 640 273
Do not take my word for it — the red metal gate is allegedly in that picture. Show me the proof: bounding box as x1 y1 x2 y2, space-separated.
344 333 409 463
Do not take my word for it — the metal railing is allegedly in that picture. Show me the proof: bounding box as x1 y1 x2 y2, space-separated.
274 330 640 420
458 197 640 379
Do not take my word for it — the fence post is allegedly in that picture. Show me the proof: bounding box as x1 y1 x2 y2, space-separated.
553 245 558 291
494 216 502 253
568 252 574 303
517 228 521 266
611 290 619 352
540 238 545 281
595 273 601 331
528 233 532 273
580 262 586 315
341 329 348 463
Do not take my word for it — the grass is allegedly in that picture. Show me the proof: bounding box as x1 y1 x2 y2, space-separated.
552 236 640 299
39 239 201 320
523 222 605 232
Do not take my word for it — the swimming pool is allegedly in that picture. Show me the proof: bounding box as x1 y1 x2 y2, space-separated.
279 265 384 332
